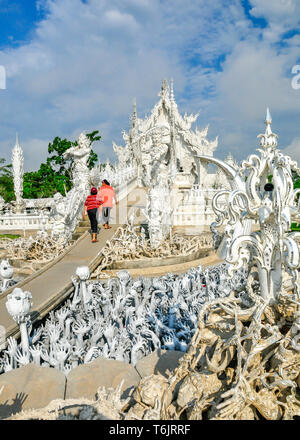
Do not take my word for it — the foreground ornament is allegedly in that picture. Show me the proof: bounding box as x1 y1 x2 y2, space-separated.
6 288 32 356
200 109 300 303
125 111 300 420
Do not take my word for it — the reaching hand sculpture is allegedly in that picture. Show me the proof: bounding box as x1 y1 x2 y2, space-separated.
1 262 244 378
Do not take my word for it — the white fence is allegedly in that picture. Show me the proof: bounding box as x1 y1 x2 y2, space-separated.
99 165 137 187
173 185 226 227
0 213 51 231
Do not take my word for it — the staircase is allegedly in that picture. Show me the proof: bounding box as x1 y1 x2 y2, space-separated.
72 219 90 240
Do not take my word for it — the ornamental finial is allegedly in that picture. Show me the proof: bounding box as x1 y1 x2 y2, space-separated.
131 98 137 128
258 108 278 150
170 78 175 103
159 79 169 100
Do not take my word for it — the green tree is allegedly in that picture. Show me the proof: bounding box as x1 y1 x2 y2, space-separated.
47 130 100 177
292 170 300 190
0 158 12 177
0 158 14 202
23 130 101 199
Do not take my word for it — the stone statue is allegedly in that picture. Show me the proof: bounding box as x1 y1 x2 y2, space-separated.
49 192 68 237
113 142 131 170
48 133 92 241
63 132 91 191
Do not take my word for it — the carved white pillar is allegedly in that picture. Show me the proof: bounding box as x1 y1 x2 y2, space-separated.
11 133 24 213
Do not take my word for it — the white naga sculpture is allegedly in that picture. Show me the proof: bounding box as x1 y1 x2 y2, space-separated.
11 134 24 213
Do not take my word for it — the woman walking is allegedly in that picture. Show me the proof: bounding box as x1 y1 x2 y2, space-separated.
83 187 103 242
97 179 117 229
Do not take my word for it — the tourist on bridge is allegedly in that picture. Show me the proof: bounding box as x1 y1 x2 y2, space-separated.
83 187 103 243
97 179 117 229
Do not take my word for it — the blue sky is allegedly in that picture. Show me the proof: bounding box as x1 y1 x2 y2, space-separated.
0 1 45 49
0 0 300 171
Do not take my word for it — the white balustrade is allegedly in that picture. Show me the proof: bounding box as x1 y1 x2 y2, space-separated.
0 213 51 231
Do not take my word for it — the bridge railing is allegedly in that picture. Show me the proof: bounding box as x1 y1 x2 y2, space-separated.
0 213 51 231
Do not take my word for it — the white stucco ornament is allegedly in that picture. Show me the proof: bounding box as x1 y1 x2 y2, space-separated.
207 109 300 303
75 265 90 281
6 288 32 323
0 260 15 293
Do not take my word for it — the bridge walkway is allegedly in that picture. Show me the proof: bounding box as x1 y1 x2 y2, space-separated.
0 186 147 345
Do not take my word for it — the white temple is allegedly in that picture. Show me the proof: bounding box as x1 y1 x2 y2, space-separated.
113 79 219 188
113 79 231 233
1 80 234 244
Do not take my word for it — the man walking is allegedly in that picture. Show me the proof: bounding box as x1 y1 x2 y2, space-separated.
97 179 117 229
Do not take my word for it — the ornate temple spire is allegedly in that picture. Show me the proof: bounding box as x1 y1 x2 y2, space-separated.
159 79 169 101
170 78 178 116
170 78 175 103
170 78 175 124
11 132 24 212
131 98 137 129
258 108 278 150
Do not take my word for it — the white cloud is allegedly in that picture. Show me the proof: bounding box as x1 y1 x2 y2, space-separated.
104 9 139 30
282 137 300 166
0 0 300 173
249 0 300 42
0 0 251 170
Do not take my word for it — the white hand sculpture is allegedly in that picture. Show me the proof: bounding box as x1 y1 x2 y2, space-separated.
29 344 42 365
15 347 30 366
48 326 61 344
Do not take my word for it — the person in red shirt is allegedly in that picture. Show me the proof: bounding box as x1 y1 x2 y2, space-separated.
83 187 103 242
96 179 117 229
